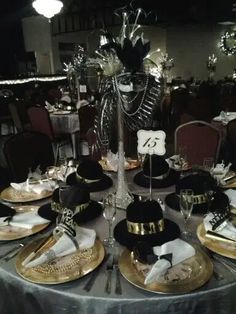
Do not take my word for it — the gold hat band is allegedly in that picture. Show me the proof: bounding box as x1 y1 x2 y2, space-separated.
76 173 101 183
52 201 90 214
178 194 206 205
74 202 90 214
127 219 164 235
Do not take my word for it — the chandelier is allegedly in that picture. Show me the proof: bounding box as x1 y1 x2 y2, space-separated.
32 0 63 19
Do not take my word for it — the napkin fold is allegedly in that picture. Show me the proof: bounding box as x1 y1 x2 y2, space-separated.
104 151 129 171
144 239 195 285
11 179 56 194
24 226 96 268
211 162 232 185
204 212 236 242
224 189 236 207
0 211 49 229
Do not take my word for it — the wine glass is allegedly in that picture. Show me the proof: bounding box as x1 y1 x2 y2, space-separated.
45 166 58 189
179 189 194 239
178 146 188 177
203 158 214 174
56 184 70 224
103 193 116 247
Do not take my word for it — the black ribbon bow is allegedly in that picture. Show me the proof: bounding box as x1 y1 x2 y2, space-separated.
147 253 173 266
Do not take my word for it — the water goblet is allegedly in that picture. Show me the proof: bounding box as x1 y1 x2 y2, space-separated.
203 158 214 174
56 184 70 224
45 166 58 188
179 189 194 239
103 193 116 247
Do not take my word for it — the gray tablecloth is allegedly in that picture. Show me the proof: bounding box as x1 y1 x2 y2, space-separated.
1 170 236 314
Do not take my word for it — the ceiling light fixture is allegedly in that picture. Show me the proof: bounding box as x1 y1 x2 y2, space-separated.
32 0 63 19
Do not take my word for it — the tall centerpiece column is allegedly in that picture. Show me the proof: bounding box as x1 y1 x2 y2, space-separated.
115 91 133 209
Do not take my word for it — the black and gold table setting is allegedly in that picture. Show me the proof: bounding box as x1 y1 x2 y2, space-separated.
1 167 236 314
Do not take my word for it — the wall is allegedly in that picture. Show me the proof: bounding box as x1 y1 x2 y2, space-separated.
22 15 236 80
167 24 236 80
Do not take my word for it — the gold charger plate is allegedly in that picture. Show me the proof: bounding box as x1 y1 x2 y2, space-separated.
119 247 213 294
0 205 49 241
15 239 105 284
0 186 52 203
197 223 236 259
99 158 140 172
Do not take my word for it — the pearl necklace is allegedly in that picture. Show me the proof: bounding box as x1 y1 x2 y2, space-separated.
113 74 150 117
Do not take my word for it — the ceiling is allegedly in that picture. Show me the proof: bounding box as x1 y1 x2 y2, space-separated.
1 0 236 26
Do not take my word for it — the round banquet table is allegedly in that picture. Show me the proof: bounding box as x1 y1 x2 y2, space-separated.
0 170 236 314
50 112 80 159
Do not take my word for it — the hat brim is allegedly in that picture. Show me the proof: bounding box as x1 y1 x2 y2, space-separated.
0 203 16 217
66 172 113 192
165 193 207 215
38 201 103 223
133 169 179 188
114 218 180 251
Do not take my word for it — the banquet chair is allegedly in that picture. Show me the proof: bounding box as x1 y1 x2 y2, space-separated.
27 106 71 165
78 105 98 141
174 120 221 166
226 118 236 165
9 101 31 133
86 127 101 160
3 131 54 182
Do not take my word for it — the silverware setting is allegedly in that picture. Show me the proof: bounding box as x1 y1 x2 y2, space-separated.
105 256 114 294
83 253 111 292
113 254 122 295
199 244 236 276
0 243 25 261
104 254 122 295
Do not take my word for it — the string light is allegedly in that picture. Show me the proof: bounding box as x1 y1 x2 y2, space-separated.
0 76 67 85
219 32 236 55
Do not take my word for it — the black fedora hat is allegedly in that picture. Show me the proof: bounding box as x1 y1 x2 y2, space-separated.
0 203 16 219
133 154 178 188
165 170 218 215
114 199 180 250
66 159 113 192
38 186 103 223
209 189 230 214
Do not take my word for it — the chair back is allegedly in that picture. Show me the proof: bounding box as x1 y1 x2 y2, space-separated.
27 106 54 140
86 127 101 160
175 120 221 166
78 105 97 140
226 118 236 163
4 131 54 182
9 101 30 132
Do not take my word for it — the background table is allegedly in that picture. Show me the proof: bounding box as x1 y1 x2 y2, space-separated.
0 170 236 314
50 112 80 159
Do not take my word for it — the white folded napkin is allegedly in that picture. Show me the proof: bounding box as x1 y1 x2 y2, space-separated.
211 162 232 185
11 179 56 195
224 189 236 207
144 239 195 285
24 226 96 268
204 212 236 242
0 211 49 229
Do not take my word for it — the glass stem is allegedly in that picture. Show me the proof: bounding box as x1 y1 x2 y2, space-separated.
184 217 188 234
108 220 113 242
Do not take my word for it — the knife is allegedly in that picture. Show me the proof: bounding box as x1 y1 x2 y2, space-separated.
83 253 111 292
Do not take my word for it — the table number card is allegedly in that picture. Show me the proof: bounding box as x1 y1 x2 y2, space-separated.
137 130 166 156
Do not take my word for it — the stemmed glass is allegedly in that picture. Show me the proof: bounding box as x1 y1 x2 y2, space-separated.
103 193 116 247
178 146 188 177
45 166 58 189
203 158 214 174
179 189 194 239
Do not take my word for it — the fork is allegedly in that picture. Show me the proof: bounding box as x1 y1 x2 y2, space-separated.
113 254 122 295
105 256 114 294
